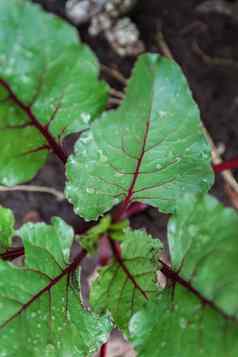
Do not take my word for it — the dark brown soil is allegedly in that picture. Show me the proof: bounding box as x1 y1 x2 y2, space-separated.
1 0 238 238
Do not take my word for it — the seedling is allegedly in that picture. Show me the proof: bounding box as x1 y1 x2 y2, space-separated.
0 1 238 356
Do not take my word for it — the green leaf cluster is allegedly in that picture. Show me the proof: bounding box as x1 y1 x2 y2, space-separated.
1 1 238 356
90 229 162 332
66 54 213 220
0 218 111 356
0 0 108 185
129 195 238 356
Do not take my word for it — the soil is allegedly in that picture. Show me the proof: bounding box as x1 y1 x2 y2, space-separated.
1 0 238 234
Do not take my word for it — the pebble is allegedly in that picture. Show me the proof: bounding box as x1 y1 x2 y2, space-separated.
66 0 144 56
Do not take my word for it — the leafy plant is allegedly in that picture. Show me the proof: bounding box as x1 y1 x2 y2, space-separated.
0 1 237 356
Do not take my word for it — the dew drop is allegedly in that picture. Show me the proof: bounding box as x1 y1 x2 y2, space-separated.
201 152 209 160
80 135 92 144
101 154 107 162
169 221 176 234
46 343 55 352
80 112 91 124
188 225 198 236
86 187 95 194
98 149 108 162
159 111 167 118
21 75 31 84
179 318 187 329
31 312 37 318
113 198 120 205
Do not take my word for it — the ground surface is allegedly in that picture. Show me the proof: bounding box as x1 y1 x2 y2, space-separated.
1 1 238 354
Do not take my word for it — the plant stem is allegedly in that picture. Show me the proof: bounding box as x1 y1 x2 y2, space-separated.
99 343 107 357
109 238 148 299
109 88 124 100
213 158 238 173
0 185 65 201
113 121 150 222
160 259 237 321
124 202 148 218
107 98 122 107
101 64 127 85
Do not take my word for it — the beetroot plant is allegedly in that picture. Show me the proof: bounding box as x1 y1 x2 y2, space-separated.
0 1 237 356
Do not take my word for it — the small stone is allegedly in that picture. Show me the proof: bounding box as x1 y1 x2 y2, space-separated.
65 0 144 56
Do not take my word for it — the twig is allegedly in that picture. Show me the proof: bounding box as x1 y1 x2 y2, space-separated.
109 88 125 100
0 247 24 261
0 185 65 201
108 98 122 107
101 64 127 85
196 0 238 21
203 127 238 192
193 41 238 69
157 31 238 196
157 32 174 59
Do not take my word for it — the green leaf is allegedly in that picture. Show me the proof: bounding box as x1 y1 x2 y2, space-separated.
168 194 238 317
0 205 15 253
90 229 162 332
130 194 238 356
0 218 111 356
130 286 238 357
0 0 108 185
66 53 213 220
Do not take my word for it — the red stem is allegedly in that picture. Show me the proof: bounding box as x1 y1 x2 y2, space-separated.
0 79 67 164
1 221 94 263
109 238 148 300
99 343 107 357
213 158 238 173
160 260 237 321
113 121 150 222
124 201 148 218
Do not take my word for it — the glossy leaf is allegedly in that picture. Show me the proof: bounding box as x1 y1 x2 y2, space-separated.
66 53 213 220
0 217 111 356
168 194 238 317
0 0 108 185
0 205 15 253
130 286 238 357
130 194 238 356
90 229 162 332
